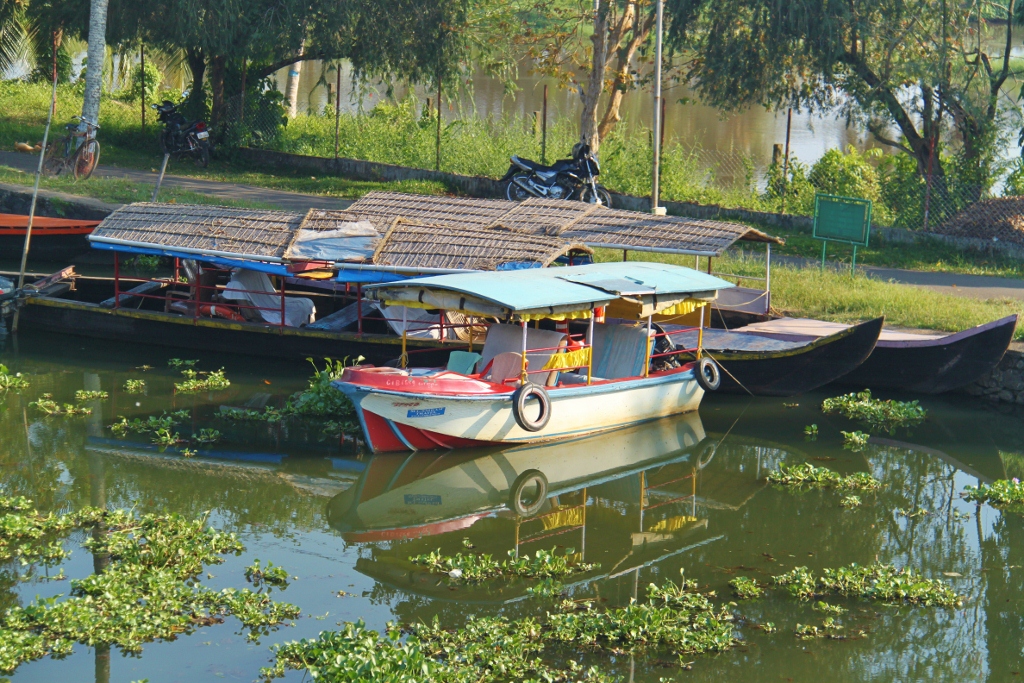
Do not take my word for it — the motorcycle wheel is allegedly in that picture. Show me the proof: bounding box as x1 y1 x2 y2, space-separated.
506 174 533 202
194 142 210 168
580 185 613 208
159 131 170 155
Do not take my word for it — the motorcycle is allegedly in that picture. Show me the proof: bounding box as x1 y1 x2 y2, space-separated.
152 100 211 167
499 143 612 207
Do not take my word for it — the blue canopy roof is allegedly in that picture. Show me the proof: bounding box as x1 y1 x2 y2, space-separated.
366 261 733 318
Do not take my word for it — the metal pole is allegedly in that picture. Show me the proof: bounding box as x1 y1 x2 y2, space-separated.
334 62 342 160
151 153 170 202
650 0 664 214
239 57 247 124
520 320 528 383
140 44 146 132
12 70 58 334
781 107 792 214
764 242 772 315
541 84 548 164
435 69 443 171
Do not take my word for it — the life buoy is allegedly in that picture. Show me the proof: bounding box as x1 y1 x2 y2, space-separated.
508 469 548 516
511 383 551 432
199 304 246 322
695 356 721 391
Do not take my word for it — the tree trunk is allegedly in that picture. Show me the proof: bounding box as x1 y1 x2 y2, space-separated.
597 10 651 141
185 48 206 98
285 32 306 118
209 55 226 128
579 0 610 153
80 0 109 132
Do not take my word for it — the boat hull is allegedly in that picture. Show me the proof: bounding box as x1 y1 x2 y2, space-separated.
669 317 883 397
15 296 452 365
339 367 705 452
0 215 99 261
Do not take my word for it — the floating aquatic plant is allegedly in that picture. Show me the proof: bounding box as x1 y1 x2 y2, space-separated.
167 358 198 369
812 601 847 615
191 428 222 445
123 378 146 393
73 390 108 402
0 496 299 675
821 389 926 433
840 495 863 509
963 479 1024 510
245 559 290 589
841 430 870 450
409 547 597 582
263 574 735 683
174 368 230 393
729 576 764 599
0 364 28 391
795 617 844 639
804 424 818 440
110 410 190 437
767 463 880 491
773 563 962 607
29 394 91 416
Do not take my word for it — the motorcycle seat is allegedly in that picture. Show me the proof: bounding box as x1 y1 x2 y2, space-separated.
512 155 574 174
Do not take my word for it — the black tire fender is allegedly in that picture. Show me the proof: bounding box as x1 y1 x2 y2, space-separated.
695 356 721 392
508 469 548 516
511 383 551 432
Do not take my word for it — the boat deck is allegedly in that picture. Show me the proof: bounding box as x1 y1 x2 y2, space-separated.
734 317 946 342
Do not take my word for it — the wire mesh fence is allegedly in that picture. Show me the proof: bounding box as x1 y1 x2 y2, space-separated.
219 94 1024 244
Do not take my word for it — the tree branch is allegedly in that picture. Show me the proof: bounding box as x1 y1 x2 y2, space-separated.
250 51 328 82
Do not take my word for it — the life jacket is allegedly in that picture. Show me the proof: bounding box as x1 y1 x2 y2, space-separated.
199 304 246 322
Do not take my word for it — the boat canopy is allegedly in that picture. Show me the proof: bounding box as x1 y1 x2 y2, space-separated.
366 261 734 320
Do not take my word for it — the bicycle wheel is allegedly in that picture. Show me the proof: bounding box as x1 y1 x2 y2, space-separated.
42 137 67 176
73 139 100 181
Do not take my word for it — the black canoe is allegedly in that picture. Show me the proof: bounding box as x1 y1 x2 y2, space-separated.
731 315 1017 394
663 317 883 397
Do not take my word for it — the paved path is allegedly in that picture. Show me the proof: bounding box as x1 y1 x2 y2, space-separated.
774 255 1024 301
0 151 352 212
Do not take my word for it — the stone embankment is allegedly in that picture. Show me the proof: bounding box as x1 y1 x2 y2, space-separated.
966 346 1024 404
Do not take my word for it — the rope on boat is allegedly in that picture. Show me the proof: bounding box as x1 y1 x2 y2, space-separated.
701 351 755 397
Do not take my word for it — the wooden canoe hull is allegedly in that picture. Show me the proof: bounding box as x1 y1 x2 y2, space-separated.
14 296 453 365
0 215 99 261
837 315 1017 393
693 317 884 397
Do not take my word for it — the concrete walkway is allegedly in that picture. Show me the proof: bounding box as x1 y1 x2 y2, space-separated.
774 255 1024 302
0 151 353 212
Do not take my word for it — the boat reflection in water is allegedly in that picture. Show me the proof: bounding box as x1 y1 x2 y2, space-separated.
327 412 782 604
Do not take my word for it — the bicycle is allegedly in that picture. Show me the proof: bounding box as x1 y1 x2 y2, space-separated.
43 116 101 180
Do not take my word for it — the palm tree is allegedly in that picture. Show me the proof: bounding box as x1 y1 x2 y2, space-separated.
81 0 109 127
0 0 29 77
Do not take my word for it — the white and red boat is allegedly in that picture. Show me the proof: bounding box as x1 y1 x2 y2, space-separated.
335 262 733 452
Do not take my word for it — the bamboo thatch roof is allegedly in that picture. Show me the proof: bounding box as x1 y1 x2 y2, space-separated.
348 192 783 256
373 218 592 271
89 204 376 262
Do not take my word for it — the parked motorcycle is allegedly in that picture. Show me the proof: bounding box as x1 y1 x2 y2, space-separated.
500 143 612 207
152 100 211 167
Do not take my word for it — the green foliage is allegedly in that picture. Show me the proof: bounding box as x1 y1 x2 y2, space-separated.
729 576 763 599
110 411 189 438
963 478 1024 510
167 358 198 369
840 495 863 509
409 547 597 582
73 390 108 402
803 424 818 438
813 601 847 615
841 430 870 451
263 575 734 682
767 462 880 491
127 255 161 272
773 563 962 606
244 560 290 589
285 358 352 416
29 394 92 416
0 497 299 675
0 365 28 392
174 368 230 393
190 428 222 445
124 59 162 102
795 617 844 639
822 390 927 433
123 379 146 394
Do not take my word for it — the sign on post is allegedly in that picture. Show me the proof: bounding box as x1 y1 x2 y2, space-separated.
812 193 872 273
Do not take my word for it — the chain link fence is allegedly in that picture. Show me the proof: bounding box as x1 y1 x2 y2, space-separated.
219 96 1024 246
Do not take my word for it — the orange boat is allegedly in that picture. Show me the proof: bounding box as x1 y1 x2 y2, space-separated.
0 213 101 260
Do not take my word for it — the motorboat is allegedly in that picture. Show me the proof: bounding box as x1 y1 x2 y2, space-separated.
335 261 734 452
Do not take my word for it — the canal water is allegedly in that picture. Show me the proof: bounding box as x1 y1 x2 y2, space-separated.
1 331 1022 682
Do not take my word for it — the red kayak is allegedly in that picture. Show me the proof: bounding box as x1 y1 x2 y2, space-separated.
0 213 101 260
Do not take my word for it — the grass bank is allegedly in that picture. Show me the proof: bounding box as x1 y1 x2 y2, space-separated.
598 249 1024 340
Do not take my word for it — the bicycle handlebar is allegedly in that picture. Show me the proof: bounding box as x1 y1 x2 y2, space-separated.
72 116 100 129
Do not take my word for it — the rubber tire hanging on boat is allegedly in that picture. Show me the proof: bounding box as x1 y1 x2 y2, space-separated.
508 469 549 517
511 383 551 432
695 357 721 392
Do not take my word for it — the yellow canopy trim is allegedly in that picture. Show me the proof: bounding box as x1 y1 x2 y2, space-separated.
541 346 592 372
657 299 706 317
646 515 699 533
541 507 585 531
518 309 593 322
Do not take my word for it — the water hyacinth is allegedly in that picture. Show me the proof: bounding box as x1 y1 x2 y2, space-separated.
0 496 299 675
773 563 962 607
174 368 231 393
0 364 29 392
729 576 764 599
821 390 926 433
766 462 881 491
409 547 598 582
963 478 1024 509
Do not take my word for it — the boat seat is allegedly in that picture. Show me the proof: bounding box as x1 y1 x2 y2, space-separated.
478 324 566 377
591 324 650 379
447 351 482 375
483 352 525 385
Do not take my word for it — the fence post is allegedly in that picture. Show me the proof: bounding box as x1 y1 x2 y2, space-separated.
140 44 146 132
435 70 442 172
541 85 548 164
334 62 342 162
782 107 792 214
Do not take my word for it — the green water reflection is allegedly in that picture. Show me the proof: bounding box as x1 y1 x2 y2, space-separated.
1 331 1023 682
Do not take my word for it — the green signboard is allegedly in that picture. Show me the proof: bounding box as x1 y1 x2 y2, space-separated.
812 193 872 272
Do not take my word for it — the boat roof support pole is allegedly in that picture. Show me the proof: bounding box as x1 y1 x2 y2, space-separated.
586 314 595 385
356 284 363 335
521 320 528 383
113 253 120 309
644 315 652 377
698 305 704 358
765 242 772 315
400 306 408 368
